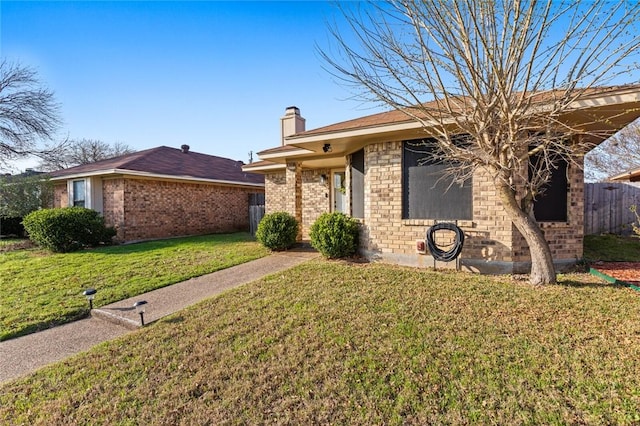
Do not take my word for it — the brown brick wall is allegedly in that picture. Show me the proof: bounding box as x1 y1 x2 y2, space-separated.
53 183 68 208
119 178 258 241
54 176 262 242
265 172 286 214
359 140 583 272
301 169 331 239
102 178 126 240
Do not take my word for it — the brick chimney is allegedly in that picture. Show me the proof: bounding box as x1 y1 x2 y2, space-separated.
280 106 305 146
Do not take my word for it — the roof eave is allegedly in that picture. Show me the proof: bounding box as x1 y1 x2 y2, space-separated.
49 168 264 188
242 163 286 173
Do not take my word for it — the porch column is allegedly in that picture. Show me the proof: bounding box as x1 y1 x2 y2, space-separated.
286 161 303 241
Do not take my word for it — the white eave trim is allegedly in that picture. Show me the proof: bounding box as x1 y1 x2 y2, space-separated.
242 163 286 172
259 147 314 159
49 168 265 188
285 120 425 144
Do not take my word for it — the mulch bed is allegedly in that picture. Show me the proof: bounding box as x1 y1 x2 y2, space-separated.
591 262 640 287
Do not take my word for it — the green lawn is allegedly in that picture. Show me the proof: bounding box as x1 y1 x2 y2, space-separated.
0 233 269 341
584 234 640 262
1 260 640 424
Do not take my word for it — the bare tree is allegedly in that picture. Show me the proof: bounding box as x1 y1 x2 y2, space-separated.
584 120 640 182
38 138 134 171
0 60 61 168
321 0 640 285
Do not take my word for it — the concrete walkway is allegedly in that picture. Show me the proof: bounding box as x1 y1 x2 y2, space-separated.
0 249 318 384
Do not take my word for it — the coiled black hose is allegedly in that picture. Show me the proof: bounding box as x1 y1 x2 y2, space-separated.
426 222 465 262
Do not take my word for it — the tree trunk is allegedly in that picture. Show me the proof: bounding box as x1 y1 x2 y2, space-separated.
496 181 557 285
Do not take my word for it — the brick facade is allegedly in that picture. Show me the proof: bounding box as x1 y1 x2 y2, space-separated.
358 141 584 273
265 172 287 213
53 177 262 242
263 140 584 274
53 183 68 208
301 169 331 239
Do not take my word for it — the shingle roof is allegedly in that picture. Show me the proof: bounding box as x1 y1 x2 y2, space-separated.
292 85 640 138
49 146 264 185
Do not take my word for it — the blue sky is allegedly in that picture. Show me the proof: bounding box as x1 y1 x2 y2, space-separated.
1 1 379 172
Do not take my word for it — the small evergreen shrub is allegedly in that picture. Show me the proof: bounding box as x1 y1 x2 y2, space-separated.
255 211 299 250
310 212 359 258
22 207 116 253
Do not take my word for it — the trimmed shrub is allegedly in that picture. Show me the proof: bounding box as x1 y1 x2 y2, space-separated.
22 207 116 253
310 212 359 258
256 211 299 251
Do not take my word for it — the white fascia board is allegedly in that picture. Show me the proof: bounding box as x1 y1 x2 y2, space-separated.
242 163 286 172
259 148 314 160
285 120 426 144
50 169 264 188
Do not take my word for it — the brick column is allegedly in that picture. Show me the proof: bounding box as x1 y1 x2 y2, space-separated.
286 162 303 241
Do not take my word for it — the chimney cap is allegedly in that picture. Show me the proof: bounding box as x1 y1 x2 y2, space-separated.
285 106 300 115
180 144 190 153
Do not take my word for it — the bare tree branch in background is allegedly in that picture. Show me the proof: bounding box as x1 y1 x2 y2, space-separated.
320 0 640 284
38 139 134 171
584 120 640 182
0 60 61 169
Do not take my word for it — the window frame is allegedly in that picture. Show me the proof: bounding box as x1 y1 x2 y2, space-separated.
69 179 87 208
401 138 473 221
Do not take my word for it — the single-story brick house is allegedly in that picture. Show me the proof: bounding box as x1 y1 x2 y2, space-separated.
50 145 264 242
244 86 640 273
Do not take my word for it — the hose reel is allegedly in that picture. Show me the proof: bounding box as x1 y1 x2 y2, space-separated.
426 222 465 263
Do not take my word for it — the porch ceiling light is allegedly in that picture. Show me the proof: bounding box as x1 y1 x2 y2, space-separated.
82 288 97 310
322 143 332 153
133 300 148 326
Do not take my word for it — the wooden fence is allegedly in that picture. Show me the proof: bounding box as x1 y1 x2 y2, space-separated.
248 193 265 236
584 182 640 235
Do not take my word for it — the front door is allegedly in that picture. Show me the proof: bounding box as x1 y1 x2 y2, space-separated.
331 170 347 214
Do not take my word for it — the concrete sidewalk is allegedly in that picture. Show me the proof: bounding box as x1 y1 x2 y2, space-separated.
0 249 317 384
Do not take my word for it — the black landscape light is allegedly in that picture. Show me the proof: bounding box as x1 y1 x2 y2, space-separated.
83 288 97 310
133 300 148 326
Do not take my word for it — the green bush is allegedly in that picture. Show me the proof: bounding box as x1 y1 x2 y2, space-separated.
22 207 116 253
255 212 299 251
310 212 359 258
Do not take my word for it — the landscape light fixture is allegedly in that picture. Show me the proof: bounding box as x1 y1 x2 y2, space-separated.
133 300 148 326
83 288 97 310
322 143 332 153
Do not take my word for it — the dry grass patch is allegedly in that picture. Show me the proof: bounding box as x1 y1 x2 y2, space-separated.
1 261 640 424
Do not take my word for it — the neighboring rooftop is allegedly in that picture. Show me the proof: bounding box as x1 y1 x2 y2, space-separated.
49 146 264 185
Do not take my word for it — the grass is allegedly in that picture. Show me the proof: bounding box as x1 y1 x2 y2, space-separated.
584 234 640 262
1 260 640 424
0 233 269 341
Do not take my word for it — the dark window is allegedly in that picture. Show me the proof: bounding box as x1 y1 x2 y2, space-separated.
402 139 472 220
72 180 85 208
531 157 568 222
351 149 365 219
